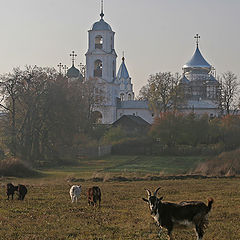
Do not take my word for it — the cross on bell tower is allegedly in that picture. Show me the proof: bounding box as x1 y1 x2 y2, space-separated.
70 51 77 66
194 34 200 47
100 0 104 19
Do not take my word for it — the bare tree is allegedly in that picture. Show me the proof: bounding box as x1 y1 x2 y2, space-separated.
0 68 23 156
218 71 239 115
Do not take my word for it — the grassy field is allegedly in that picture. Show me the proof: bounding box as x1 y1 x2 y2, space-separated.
0 156 239 239
0 178 240 240
40 155 205 180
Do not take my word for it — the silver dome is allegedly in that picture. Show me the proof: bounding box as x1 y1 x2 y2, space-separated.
183 46 211 73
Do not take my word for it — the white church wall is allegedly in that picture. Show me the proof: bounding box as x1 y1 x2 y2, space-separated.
101 105 117 124
180 108 220 117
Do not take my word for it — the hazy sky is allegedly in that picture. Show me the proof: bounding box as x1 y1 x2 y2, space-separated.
0 0 239 94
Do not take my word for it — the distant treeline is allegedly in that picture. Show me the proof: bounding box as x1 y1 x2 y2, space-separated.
106 112 240 156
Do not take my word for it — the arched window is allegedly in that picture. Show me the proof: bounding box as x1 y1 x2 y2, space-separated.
94 60 103 77
120 93 124 101
128 94 132 100
95 35 103 49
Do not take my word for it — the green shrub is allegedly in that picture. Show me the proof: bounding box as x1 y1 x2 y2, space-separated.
102 126 127 144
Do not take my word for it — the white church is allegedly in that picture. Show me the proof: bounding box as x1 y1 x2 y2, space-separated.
65 4 220 124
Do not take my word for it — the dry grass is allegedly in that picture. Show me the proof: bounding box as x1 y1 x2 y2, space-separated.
195 149 240 176
0 177 240 240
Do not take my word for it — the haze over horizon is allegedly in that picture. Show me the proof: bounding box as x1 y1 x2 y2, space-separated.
0 0 239 94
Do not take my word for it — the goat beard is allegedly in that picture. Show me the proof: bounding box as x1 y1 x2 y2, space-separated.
151 211 160 226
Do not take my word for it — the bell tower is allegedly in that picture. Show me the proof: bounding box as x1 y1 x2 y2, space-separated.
85 1 119 124
85 0 117 83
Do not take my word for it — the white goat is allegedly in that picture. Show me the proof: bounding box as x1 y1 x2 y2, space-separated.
69 185 82 203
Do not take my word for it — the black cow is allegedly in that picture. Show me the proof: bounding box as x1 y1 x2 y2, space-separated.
142 187 213 240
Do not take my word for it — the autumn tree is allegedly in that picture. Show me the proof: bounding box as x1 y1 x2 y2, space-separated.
0 66 105 164
150 112 184 147
138 72 185 116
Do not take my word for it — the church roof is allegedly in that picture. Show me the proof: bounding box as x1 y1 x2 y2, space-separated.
67 65 82 79
113 115 150 128
179 75 190 84
187 100 218 109
92 19 112 31
183 45 211 72
117 57 129 79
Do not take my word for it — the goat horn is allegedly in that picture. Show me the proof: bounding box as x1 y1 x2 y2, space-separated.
145 188 152 197
154 187 161 196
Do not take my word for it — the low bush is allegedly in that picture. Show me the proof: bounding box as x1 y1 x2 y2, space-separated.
0 158 39 177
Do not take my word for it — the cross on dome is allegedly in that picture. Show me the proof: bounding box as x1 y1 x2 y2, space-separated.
57 62 63 74
70 51 77 66
63 65 68 75
194 34 200 47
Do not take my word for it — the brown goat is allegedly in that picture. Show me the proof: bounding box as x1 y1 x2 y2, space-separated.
87 186 101 207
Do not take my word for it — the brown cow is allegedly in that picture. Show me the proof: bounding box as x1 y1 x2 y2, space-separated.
87 186 101 207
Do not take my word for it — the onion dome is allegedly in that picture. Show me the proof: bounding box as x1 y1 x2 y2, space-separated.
183 45 212 74
92 19 112 31
67 65 82 79
117 57 129 79
92 2 112 31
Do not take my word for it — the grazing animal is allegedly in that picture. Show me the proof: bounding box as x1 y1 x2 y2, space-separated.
142 187 213 240
69 185 82 203
17 184 28 200
6 183 18 200
87 186 101 207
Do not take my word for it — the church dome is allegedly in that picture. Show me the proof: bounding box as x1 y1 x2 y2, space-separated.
92 19 112 31
117 57 129 79
67 65 82 78
183 45 211 73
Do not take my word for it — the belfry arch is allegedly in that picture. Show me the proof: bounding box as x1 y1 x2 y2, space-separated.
95 35 103 49
94 60 103 77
